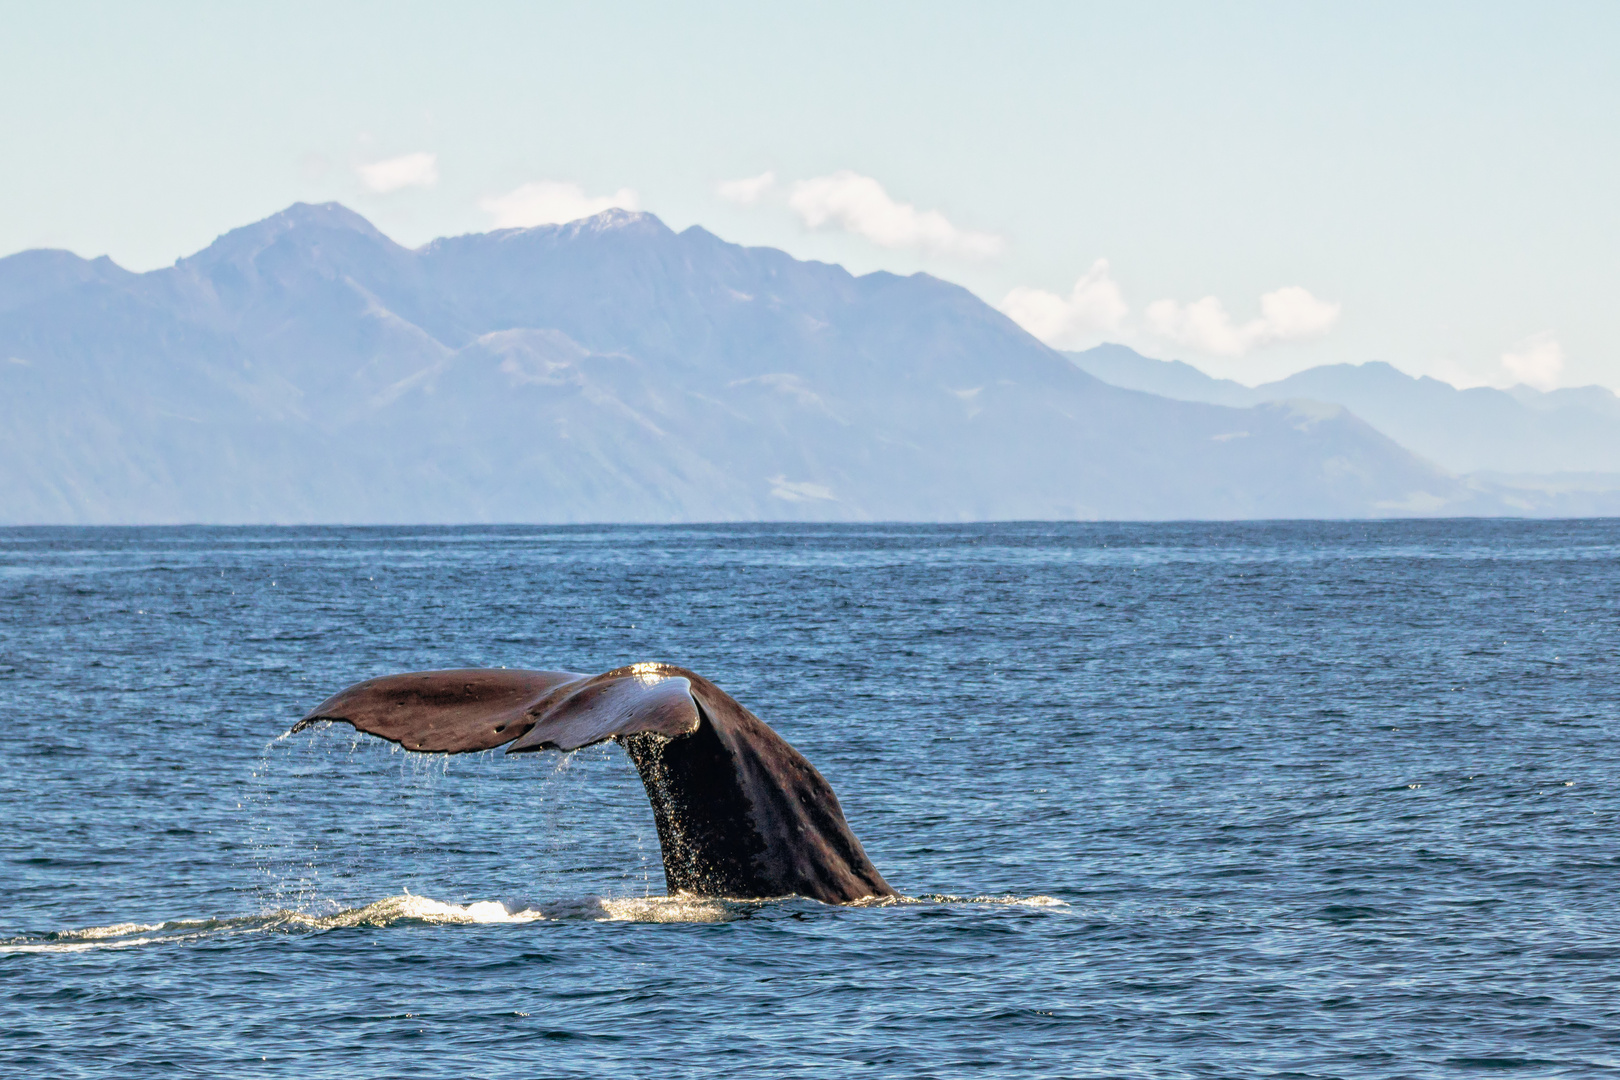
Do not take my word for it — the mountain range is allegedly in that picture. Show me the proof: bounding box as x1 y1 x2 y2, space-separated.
0 203 1611 523
1069 343 1620 477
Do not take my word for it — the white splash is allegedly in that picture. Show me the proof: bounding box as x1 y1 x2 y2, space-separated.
2 890 1068 953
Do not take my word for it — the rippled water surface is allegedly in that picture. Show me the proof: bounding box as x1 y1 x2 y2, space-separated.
3 522 1619 1078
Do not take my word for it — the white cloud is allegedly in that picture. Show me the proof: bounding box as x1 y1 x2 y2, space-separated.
479 181 640 228
717 171 776 205
355 151 439 194
1256 286 1341 340
1144 286 1340 356
1000 259 1128 348
786 170 1004 258
1500 332 1564 390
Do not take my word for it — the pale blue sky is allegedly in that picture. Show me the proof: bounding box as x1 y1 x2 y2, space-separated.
3 1 1616 388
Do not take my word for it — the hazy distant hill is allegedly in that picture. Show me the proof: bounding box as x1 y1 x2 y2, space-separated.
0 203 1581 523
1070 343 1620 475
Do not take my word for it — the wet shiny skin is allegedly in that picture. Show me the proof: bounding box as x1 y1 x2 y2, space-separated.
3 522 1619 1078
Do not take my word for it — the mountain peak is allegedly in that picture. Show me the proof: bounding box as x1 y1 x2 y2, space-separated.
552 207 671 239
176 202 404 274
273 201 389 234
497 206 665 231
468 208 674 251
210 202 389 247
585 207 659 228
0 248 135 311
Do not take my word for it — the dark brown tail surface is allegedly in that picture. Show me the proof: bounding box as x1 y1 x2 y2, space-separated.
293 663 894 903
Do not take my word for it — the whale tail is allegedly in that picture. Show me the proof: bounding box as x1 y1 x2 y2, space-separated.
293 663 894 904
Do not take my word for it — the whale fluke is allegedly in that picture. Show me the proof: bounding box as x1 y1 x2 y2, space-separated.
292 663 895 904
291 666 701 753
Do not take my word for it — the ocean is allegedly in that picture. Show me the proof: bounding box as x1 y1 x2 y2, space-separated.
3 521 1617 1078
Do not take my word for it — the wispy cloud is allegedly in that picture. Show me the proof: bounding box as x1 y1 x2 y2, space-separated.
786 171 1004 259
356 151 439 194
1143 286 1340 356
480 181 640 228
717 171 776 205
1000 260 1128 349
1002 266 1340 358
1500 332 1564 390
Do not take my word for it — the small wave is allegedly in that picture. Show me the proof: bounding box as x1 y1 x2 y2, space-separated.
869 893 1069 909
291 893 738 926
1 892 743 951
2 890 1067 952
574 895 735 923
285 894 549 929
1 918 237 954
55 921 164 940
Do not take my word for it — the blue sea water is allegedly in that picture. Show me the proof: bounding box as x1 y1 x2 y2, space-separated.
2 521 1619 1078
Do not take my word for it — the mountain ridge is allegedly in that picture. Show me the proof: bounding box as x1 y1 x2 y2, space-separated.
0 204 1589 524
1069 343 1620 475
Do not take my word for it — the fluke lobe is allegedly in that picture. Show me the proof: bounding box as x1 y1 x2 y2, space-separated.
292 663 895 904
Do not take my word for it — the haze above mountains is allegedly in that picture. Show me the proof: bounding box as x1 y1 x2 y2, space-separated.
2 203 1615 524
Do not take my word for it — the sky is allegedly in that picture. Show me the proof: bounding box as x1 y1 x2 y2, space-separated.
2 0 1616 390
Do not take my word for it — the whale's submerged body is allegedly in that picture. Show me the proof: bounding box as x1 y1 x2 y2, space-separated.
293 663 895 904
